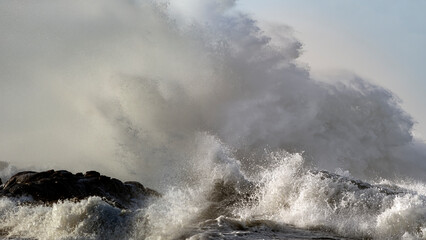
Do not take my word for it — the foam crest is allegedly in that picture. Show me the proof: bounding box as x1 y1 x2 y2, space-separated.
135 133 250 239
0 197 135 239
238 151 426 239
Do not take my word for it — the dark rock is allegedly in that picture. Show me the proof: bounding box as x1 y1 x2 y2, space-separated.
84 170 100 178
125 181 162 198
0 170 160 209
310 170 405 195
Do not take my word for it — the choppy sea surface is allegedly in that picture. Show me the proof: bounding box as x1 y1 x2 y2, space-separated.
1 150 426 239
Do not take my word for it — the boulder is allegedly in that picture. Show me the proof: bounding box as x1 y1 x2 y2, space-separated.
0 170 160 209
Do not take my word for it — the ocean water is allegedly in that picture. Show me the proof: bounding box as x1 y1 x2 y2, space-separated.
1 147 426 239
1 0 426 239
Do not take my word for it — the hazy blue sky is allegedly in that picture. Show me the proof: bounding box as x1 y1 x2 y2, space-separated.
238 0 426 139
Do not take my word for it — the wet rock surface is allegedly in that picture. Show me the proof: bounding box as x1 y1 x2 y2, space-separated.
311 170 406 195
0 170 160 209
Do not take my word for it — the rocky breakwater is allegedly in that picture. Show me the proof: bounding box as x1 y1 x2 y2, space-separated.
0 170 160 209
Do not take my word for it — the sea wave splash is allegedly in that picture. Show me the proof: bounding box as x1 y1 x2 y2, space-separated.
1 137 426 239
2 0 426 184
1 0 426 239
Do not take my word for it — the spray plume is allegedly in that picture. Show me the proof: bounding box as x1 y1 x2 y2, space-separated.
0 0 425 187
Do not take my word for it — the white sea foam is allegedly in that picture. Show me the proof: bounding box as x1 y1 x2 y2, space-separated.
234 151 426 239
1 138 426 239
0 197 135 240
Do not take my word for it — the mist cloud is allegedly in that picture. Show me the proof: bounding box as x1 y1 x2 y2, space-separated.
1 0 425 186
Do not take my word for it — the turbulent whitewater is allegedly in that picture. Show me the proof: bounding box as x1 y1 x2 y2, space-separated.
1 0 426 239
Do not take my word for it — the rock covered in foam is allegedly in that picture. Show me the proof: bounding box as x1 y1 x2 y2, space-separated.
0 170 160 209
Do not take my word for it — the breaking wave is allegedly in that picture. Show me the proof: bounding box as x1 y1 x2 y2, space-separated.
1 0 426 239
2 141 426 239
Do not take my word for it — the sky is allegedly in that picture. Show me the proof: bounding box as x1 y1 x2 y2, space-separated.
238 0 426 139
